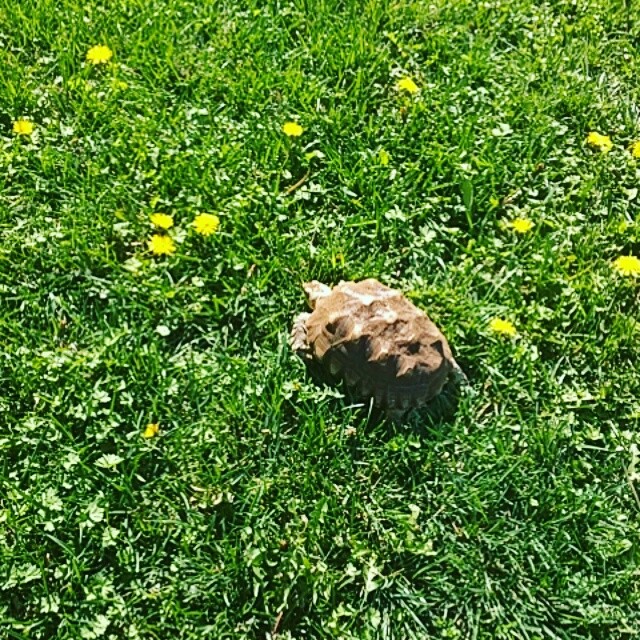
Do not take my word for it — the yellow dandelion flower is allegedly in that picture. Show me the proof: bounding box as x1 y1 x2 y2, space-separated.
13 119 34 136
586 131 613 153
149 213 174 230
489 318 517 337
396 77 419 94
629 141 640 158
148 234 176 256
86 44 113 65
192 213 220 236
612 255 640 276
282 121 303 137
143 423 159 439
509 218 534 234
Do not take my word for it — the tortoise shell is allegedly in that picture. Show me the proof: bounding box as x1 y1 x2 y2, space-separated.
291 278 458 411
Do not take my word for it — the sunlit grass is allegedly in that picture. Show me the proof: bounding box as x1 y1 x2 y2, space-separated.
1 1 640 638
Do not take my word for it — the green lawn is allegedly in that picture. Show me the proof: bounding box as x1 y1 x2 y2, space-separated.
2 0 640 638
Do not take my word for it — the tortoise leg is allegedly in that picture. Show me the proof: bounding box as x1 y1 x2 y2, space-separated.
290 312 312 361
450 358 470 387
447 358 475 400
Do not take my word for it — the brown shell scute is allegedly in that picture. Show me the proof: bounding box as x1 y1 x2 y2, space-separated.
292 278 457 411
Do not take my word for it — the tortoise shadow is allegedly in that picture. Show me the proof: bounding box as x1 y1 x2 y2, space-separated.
310 371 462 428
341 378 468 441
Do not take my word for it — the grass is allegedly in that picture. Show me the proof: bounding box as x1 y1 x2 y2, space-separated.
1 0 640 637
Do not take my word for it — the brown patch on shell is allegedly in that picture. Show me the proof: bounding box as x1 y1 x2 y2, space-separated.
295 279 456 411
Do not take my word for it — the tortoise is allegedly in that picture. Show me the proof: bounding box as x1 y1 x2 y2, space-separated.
290 278 466 418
